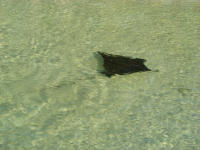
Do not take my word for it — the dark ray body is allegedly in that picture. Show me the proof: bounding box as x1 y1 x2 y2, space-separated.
98 51 151 77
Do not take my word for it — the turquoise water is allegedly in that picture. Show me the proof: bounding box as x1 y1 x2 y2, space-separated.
0 0 200 149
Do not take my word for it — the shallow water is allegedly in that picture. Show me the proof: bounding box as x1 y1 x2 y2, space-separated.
0 0 200 149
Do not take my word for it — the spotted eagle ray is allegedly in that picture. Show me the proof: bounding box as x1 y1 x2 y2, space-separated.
98 51 152 77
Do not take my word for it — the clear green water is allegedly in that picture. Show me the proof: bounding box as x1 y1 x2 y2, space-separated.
0 0 200 149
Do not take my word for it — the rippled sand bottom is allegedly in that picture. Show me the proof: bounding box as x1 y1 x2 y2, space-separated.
0 0 200 149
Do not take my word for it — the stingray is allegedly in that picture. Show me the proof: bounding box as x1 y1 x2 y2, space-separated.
98 51 152 77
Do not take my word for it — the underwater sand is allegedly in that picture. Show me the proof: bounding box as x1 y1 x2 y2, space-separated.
0 0 200 149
